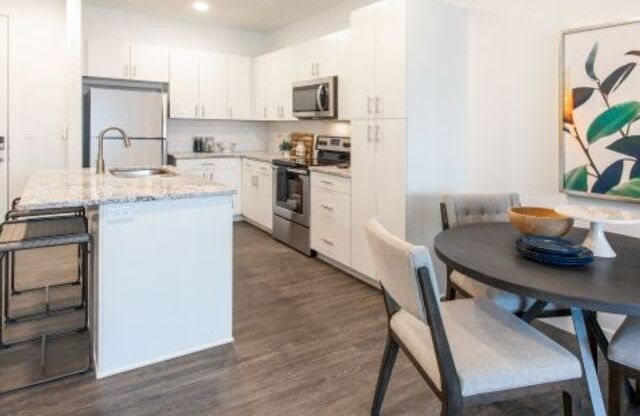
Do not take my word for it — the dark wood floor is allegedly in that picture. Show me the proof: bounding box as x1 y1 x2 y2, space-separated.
0 222 637 415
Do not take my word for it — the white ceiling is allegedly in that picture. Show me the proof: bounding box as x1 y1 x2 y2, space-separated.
85 0 352 32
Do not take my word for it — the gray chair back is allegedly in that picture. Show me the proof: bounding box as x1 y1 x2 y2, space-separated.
441 193 521 230
366 219 439 322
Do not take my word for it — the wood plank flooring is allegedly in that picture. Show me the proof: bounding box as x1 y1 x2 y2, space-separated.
0 222 637 415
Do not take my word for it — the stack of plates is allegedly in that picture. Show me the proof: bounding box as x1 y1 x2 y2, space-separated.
516 236 594 267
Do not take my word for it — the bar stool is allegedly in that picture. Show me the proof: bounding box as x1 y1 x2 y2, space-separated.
4 198 87 322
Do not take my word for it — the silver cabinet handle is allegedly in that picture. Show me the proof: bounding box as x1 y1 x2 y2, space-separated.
320 204 334 211
123 64 128 78
202 105 206 118
311 62 315 77
375 96 381 114
321 238 334 246
201 162 216 167
367 97 373 114
229 106 233 119
375 124 381 142
367 124 374 142
320 180 334 186
195 105 199 118
316 62 320 76
132 65 137 78
263 107 267 119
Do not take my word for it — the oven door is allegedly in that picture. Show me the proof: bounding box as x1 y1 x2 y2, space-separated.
273 166 310 227
292 77 336 119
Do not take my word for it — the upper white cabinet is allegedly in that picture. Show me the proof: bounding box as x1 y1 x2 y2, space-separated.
170 49 251 120
86 37 169 83
297 33 338 80
336 29 352 121
253 55 270 121
198 51 228 120
350 0 405 120
227 55 252 120
252 49 297 121
169 49 199 119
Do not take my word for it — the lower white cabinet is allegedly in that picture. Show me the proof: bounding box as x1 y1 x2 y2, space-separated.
310 173 351 267
174 158 242 216
241 159 273 230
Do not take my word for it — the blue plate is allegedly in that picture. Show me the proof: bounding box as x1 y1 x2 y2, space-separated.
515 240 593 267
519 236 582 256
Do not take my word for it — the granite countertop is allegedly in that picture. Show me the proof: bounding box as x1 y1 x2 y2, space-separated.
17 167 235 210
169 151 279 164
309 165 351 179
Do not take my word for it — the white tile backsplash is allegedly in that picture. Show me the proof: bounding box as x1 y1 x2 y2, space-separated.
167 119 268 152
266 121 351 153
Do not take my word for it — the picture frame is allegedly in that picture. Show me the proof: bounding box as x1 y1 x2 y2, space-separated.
560 19 640 203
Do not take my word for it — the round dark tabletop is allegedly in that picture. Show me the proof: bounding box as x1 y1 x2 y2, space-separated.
434 223 640 316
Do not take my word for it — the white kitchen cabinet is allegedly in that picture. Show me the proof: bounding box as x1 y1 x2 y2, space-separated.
227 55 252 120
336 29 352 121
253 55 270 121
311 173 351 267
86 37 131 80
173 158 242 216
350 0 406 120
130 43 169 82
241 159 273 230
198 51 228 120
169 49 199 119
87 38 168 83
268 48 297 121
350 118 406 279
297 33 338 80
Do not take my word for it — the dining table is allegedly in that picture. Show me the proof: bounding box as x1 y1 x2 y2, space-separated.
434 223 640 416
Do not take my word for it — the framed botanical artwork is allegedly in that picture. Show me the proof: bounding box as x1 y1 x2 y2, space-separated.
561 20 640 202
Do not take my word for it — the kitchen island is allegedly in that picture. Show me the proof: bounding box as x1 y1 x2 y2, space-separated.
18 168 235 378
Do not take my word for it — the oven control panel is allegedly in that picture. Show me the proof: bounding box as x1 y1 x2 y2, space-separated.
316 135 350 152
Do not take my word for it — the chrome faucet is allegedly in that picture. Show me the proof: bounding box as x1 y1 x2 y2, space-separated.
96 126 131 174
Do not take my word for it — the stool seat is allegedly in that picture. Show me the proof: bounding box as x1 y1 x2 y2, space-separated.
0 217 89 252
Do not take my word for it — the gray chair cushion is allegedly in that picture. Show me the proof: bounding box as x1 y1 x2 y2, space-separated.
0 217 89 251
609 316 640 369
390 298 582 397
442 193 520 229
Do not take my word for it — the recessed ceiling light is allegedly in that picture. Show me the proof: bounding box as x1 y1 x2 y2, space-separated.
192 1 210 12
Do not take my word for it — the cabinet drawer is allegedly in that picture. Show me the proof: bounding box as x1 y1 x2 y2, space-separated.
311 219 350 266
176 157 239 171
311 173 350 195
311 186 350 229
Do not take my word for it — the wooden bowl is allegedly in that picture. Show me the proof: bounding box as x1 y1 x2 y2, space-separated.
508 207 574 238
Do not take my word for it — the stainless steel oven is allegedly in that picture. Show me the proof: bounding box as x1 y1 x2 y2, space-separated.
292 76 337 119
273 166 310 226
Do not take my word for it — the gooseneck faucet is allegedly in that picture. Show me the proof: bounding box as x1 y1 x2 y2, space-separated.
96 126 131 174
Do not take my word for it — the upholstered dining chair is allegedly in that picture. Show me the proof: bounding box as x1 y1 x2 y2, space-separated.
366 219 583 416
440 193 568 319
608 316 640 415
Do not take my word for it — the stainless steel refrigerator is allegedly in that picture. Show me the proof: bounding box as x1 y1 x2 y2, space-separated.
83 85 167 168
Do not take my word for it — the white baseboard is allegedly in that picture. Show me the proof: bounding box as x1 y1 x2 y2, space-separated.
316 253 381 289
96 337 234 379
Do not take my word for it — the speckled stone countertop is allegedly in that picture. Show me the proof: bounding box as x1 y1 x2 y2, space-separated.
309 165 351 179
168 151 279 164
17 167 235 210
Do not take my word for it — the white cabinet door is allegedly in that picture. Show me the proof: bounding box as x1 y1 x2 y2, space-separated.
278 47 297 121
375 0 406 119
375 118 406 238
130 43 169 83
350 4 377 120
253 55 269 121
214 168 242 216
87 37 130 80
298 33 338 79
255 162 273 230
350 120 377 278
198 52 227 120
227 55 251 120
241 161 256 220
336 29 352 121
265 51 281 121
169 49 199 119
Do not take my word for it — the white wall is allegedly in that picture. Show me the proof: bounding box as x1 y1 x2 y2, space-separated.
0 0 68 201
459 0 640 335
267 0 377 50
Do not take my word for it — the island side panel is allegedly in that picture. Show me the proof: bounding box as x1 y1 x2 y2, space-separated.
96 196 233 378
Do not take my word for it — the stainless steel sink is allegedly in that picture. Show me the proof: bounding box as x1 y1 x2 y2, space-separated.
109 167 177 178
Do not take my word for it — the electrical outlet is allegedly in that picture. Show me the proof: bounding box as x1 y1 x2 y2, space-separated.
106 205 134 222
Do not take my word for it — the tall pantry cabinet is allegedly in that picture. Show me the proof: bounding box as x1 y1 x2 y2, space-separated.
349 0 467 280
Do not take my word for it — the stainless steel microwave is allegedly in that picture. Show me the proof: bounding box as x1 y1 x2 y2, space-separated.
292 76 337 119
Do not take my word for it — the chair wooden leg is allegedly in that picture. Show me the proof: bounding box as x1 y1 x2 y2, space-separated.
371 335 399 416
562 391 573 416
444 279 456 301
634 378 640 405
588 328 598 371
609 362 624 416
